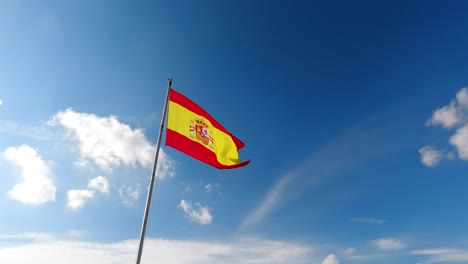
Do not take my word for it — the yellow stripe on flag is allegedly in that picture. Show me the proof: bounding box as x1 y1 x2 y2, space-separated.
167 101 242 166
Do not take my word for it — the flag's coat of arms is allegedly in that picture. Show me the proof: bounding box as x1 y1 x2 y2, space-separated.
190 119 214 148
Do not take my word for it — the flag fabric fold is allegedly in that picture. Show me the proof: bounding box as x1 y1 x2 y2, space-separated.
166 88 250 169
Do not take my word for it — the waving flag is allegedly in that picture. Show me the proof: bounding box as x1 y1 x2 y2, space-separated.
166 88 250 169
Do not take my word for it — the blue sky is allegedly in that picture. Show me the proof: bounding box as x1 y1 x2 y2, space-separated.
1 1 468 263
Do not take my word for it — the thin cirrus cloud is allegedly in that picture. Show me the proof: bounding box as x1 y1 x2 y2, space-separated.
242 115 401 228
0 232 53 242
0 120 57 141
351 217 387 224
204 183 220 192
412 248 468 263
47 108 175 177
0 237 313 264
118 184 141 206
178 200 213 225
3 145 56 205
422 88 468 166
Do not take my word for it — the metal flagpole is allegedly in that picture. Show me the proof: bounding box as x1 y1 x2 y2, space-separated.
135 77 172 264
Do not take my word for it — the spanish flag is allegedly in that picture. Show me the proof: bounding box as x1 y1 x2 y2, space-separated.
166 88 250 169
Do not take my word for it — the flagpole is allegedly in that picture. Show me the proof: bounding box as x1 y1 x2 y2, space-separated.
135 77 172 264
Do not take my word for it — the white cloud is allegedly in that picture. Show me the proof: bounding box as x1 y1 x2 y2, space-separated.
344 248 355 255
204 183 220 192
48 108 175 177
423 88 468 164
322 254 340 264
87 176 109 194
66 189 94 210
456 88 468 107
372 238 405 251
426 102 461 128
118 184 141 206
0 237 312 264
449 124 468 160
3 145 56 205
0 99 2 107
426 88 468 129
66 176 108 210
178 200 213 225
419 146 443 167
351 217 386 224
412 248 468 263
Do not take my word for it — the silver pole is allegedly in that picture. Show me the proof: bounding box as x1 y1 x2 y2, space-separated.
135 77 172 264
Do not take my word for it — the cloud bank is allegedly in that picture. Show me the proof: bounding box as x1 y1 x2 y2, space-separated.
0 237 312 264
412 248 468 263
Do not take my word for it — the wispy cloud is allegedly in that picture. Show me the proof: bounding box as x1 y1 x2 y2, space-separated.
242 118 400 228
0 120 56 141
204 183 220 192
48 108 175 177
0 99 2 107
342 248 379 260
0 237 313 264
0 232 53 242
372 238 405 251
412 248 468 263
66 230 86 239
351 217 387 224
118 184 141 206
242 173 295 228
178 200 213 225
3 145 56 205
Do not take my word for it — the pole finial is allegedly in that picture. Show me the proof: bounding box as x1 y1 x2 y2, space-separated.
168 77 172 87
